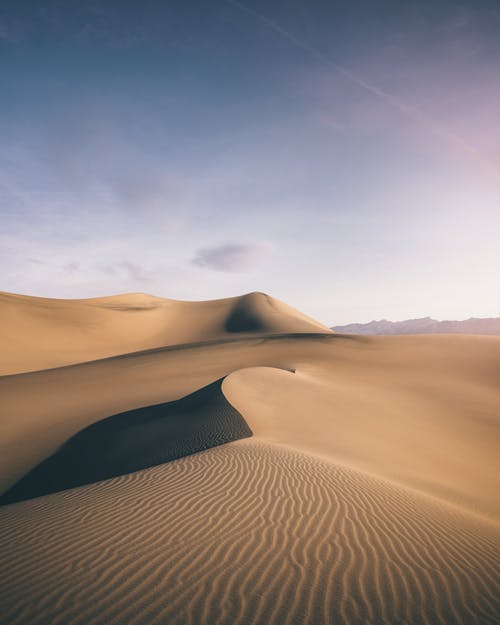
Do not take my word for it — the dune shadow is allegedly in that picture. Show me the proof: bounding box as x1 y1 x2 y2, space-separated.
0 379 252 505
224 296 268 332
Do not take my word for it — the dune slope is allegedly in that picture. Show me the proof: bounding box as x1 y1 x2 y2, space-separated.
0 378 252 504
0 290 499 625
0 291 330 375
0 442 498 625
1 332 498 519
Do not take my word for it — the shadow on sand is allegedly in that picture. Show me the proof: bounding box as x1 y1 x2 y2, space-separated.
0 379 252 505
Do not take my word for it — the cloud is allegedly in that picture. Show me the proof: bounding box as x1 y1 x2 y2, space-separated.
63 261 80 274
120 261 155 283
228 0 500 181
192 242 273 272
0 16 27 44
99 260 155 283
21 110 187 227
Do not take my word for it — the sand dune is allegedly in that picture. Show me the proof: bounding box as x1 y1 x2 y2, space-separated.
0 333 337 494
1 442 498 625
1 331 498 519
0 291 330 375
223 336 500 520
0 290 499 625
0 378 252 504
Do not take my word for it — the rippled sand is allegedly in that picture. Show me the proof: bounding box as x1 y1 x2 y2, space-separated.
1 291 499 624
1 442 498 625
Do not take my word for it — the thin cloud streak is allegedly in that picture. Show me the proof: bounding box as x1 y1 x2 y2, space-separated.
226 0 499 180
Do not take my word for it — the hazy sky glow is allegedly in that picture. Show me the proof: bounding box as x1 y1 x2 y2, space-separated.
1 0 499 324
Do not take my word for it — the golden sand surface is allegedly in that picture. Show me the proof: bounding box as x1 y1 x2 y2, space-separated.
1 291 499 624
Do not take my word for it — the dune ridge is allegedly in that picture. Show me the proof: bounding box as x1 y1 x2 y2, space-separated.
0 441 498 625
1 290 499 625
0 291 331 375
0 378 252 504
1 332 499 519
0 333 340 495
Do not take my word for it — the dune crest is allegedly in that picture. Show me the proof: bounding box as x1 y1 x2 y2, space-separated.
0 378 252 504
222 347 500 522
0 290 499 625
0 291 331 375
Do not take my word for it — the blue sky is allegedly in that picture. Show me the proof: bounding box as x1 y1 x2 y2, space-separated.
1 0 499 324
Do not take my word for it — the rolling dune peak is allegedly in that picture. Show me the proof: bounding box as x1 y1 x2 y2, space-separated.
0 289 498 625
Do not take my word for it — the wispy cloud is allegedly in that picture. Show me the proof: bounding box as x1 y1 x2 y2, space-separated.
63 261 80 274
192 242 273 272
226 0 500 180
0 16 26 43
0 108 188 234
120 261 155 283
99 260 156 283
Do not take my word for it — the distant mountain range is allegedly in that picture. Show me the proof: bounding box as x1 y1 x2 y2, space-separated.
331 317 500 335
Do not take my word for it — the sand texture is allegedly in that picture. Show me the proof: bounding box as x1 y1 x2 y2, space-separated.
0 291 499 625
1 442 498 625
0 291 330 375
0 379 252 504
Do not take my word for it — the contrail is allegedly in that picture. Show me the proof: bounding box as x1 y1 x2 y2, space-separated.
226 0 499 180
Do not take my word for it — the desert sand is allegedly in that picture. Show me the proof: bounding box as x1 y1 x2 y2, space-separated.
0 290 329 375
0 291 499 625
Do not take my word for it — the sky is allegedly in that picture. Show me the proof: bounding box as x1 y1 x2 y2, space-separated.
1 0 499 325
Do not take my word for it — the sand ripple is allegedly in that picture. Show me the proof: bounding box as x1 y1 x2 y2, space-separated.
0 379 252 504
0 441 498 625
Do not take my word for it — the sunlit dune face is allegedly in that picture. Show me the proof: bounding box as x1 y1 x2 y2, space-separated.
0 289 499 625
0 1 499 623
